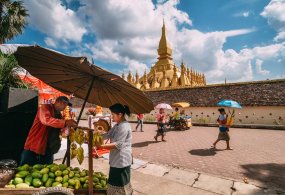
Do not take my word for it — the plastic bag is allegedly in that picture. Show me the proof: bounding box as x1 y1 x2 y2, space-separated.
0 159 17 170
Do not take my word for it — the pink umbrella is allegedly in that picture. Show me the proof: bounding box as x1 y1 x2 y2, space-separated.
155 103 172 110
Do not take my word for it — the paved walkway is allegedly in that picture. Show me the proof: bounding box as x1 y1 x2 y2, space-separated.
130 124 285 192
74 120 285 193
55 156 284 195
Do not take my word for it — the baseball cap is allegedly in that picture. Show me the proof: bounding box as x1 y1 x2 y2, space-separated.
56 96 72 106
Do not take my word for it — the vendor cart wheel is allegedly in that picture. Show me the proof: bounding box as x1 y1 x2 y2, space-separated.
32 187 74 195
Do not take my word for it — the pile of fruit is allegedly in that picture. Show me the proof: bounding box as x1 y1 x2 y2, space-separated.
5 163 107 189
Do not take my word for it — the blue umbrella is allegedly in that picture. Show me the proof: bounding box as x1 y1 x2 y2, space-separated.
217 100 242 108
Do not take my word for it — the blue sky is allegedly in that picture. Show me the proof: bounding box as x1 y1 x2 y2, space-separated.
8 0 285 84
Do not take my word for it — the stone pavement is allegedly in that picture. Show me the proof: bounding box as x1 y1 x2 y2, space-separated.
55 156 284 195
130 124 285 192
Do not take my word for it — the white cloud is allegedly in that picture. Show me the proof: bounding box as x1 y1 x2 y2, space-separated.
255 59 270 75
234 11 251 18
73 0 284 84
274 31 285 41
261 0 285 41
24 0 285 84
75 0 284 84
24 0 87 43
44 37 57 48
76 0 191 75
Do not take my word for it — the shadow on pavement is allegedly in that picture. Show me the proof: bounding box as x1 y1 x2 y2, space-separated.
241 163 285 191
132 141 157 148
189 148 224 156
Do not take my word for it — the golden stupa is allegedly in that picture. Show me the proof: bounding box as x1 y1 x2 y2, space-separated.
122 21 206 91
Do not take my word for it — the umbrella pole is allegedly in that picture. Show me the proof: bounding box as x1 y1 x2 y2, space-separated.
62 78 95 167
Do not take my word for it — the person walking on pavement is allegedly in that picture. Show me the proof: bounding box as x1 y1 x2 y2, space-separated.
154 108 167 142
212 108 233 150
134 114 144 132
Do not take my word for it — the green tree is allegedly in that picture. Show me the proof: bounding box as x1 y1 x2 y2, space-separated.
0 53 27 93
0 0 29 44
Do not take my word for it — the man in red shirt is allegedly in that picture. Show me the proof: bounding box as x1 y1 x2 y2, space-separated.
20 96 77 165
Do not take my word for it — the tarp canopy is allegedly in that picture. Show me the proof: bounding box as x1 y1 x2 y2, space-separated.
172 102 190 108
18 74 67 103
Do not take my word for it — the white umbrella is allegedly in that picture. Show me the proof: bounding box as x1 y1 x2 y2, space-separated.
155 103 172 110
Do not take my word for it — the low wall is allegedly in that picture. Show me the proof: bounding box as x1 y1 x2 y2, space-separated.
128 106 285 126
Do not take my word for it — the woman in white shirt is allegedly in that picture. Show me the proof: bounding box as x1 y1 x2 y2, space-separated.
97 103 133 195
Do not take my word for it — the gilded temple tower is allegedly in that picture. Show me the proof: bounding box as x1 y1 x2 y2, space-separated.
123 21 206 90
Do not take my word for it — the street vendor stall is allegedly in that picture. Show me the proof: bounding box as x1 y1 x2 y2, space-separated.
169 102 192 130
0 44 153 194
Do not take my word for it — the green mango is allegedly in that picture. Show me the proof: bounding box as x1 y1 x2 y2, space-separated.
52 182 62 187
62 170 69 176
16 164 29 172
101 176 107 181
8 179 14 185
42 173 49 183
80 171 87 177
55 170 62 177
45 178 54 187
55 176 63 183
93 177 99 184
73 167 80 172
33 164 43 171
79 177 87 184
48 172 55 178
31 171 42 179
94 184 102 189
83 183 88 188
68 179 75 186
16 183 30 188
100 180 106 187
15 171 29 178
68 185 74 189
13 177 24 185
24 175 33 186
74 180 81 189
40 167 49 174
50 165 59 173
58 164 67 171
32 178 42 187
63 175 69 183
75 173 80 178
5 184 16 188
73 177 80 181
62 182 69 188
68 171 75 178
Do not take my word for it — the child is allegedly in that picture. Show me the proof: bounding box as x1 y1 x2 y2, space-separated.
212 108 232 150
96 103 133 195
154 108 167 142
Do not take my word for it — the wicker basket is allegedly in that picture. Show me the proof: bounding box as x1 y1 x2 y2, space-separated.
0 169 15 188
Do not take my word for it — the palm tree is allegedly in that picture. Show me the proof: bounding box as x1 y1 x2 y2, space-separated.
0 0 29 44
0 53 27 93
